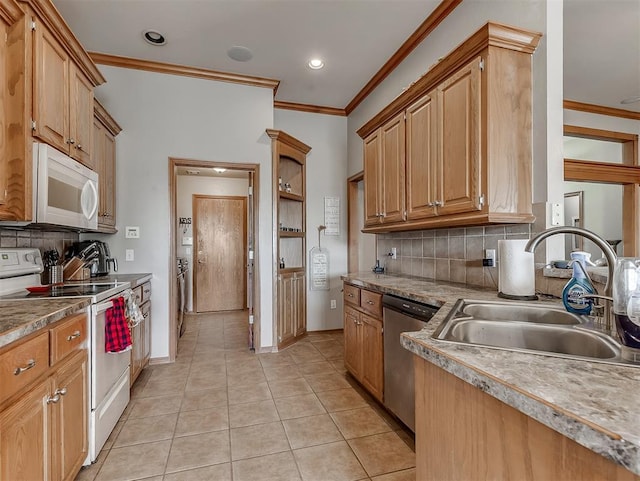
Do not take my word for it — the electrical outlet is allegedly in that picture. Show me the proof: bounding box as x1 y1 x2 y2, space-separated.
483 248 496 267
125 249 134 261
389 247 397 260
330 299 336 309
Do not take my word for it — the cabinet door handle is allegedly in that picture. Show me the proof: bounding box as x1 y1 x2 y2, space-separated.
46 394 60 404
14 359 36 376
67 331 81 341
366 300 374 305
54 387 67 397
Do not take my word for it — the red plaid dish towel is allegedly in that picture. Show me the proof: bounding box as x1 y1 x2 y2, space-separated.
105 296 132 353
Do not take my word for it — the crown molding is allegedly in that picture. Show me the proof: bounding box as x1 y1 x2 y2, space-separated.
93 98 122 136
564 100 640 121
266 129 311 154
274 101 346 116
0 0 22 24
89 52 281 91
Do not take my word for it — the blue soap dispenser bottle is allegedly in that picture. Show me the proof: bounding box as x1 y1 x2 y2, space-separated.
562 251 595 315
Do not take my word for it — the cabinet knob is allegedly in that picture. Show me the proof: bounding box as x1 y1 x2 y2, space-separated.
76 144 82 150
67 138 75 145
367 300 374 305
434 200 443 207
46 394 61 404
347 293 353 297
55 387 67 397
14 359 36 376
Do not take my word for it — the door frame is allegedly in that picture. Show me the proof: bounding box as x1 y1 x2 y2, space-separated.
347 171 364 273
169 158 261 360
192 194 247 313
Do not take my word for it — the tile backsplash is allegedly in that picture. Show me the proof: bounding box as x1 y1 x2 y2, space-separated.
376 224 532 289
0 228 79 257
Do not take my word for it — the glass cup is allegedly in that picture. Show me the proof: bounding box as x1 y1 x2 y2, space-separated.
612 258 640 361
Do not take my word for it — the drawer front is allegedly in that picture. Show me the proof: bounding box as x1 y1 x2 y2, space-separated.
360 289 382 318
140 282 152 304
133 286 143 305
343 284 360 306
50 313 87 365
0 332 49 404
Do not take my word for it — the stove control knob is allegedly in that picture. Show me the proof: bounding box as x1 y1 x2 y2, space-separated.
24 253 35 263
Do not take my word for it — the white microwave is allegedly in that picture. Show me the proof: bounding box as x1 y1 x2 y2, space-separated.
33 143 99 230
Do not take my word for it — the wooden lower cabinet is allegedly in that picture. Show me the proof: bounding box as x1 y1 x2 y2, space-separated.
343 285 384 402
0 349 87 481
414 356 640 481
277 271 306 348
359 313 384 400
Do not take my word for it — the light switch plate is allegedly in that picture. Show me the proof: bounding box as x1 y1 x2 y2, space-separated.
125 226 140 238
182 237 193 246
125 249 134 261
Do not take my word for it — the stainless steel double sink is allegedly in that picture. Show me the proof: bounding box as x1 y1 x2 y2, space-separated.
432 299 628 365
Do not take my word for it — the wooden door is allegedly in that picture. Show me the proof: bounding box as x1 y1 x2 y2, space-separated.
360 313 383 401
194 195 247 312
343 305 361 378
363 130 381 226
294 273 306 337
33 22 69 153
277 272 295 346
52 351 87 481
68 63 94 167
436 58 482 216
380 112 406 223
0 379 50 481
406 91 438 221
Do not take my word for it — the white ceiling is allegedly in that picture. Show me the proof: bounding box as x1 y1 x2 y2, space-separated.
53 0 440 108
563 0 640 113
52 0 640 112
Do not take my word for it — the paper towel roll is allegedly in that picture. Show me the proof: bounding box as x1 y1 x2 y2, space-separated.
498 239 537 300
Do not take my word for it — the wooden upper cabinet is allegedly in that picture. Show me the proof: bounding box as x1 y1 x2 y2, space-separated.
363 112 406 225
363 130 381 226
357 22 541 232
0 0 105 222
69 62 94 168
380 113 406 223
93 100 121 232
436 58 482 217
33 21 70 154
406 91 437 221
33 21 95 167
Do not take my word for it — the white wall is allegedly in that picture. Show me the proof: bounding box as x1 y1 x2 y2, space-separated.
176 175 249 312
274 109 348 331
89 66 274 358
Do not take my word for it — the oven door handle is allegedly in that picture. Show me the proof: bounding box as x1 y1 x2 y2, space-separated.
93 300 115 315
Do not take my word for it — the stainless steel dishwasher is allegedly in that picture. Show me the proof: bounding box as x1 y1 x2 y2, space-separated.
383 294 439 432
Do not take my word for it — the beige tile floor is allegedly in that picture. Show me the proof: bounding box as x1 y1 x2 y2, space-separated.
76 311 416 481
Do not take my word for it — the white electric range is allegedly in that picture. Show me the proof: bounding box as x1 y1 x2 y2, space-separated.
0 248 132 465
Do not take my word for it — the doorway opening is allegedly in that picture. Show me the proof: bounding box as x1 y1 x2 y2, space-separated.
347 171 377 272
169 158 260 361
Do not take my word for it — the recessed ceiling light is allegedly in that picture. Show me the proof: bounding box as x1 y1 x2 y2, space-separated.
227 46 253 62
213 168 227 173
143 29 166 46
621 96 640 105
308 58 324 70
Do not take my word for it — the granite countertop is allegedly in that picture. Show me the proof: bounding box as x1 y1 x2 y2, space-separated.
544 265 608 285
0 298 92 349
342 272 640 476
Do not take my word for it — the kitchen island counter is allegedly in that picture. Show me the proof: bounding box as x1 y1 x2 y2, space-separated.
0 298 91 349
342 272 640 477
